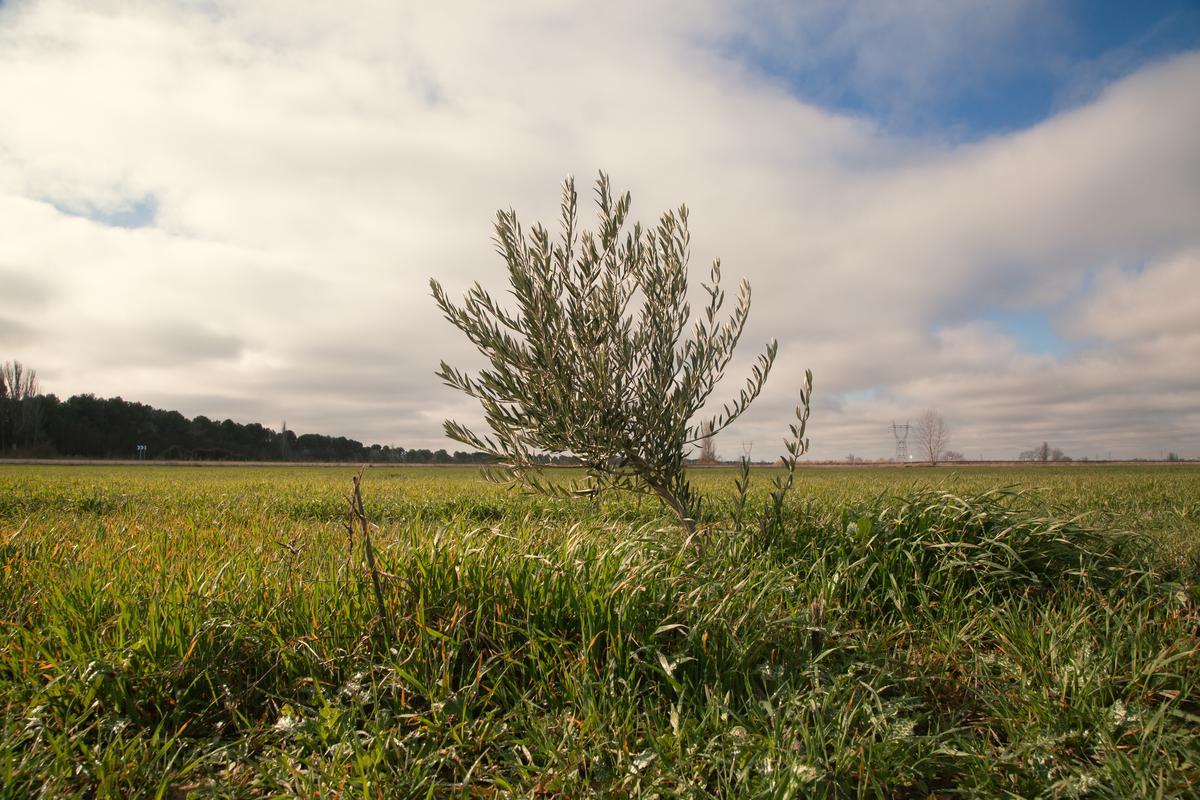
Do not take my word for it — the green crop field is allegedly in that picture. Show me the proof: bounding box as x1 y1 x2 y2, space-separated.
1 464 1198 797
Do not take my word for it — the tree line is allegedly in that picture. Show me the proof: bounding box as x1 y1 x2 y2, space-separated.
0 361 501 463
1018 441 1073 462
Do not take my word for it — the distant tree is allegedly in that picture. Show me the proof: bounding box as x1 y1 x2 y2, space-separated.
404 448 433 463
1019 442 1048 462
0 360 42 452
698 420 718 464
0 364 9 453
1167 452 1180 462
915 410 950 466
1018 442 1071 462
452 450 495 464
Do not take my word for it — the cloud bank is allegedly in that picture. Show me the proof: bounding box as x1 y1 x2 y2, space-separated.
1 1 1197 459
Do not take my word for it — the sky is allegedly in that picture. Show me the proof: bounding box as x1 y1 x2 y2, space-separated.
1 0 1198 461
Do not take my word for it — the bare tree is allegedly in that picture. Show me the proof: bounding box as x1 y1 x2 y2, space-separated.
698 420 718 464
915 409 950 466
1019 441 1071 462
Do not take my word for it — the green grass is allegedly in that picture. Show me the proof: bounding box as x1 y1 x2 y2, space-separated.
1 464 1198 797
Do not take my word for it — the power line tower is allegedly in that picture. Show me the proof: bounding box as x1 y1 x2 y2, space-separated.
891 420 910 461
740 441 753 463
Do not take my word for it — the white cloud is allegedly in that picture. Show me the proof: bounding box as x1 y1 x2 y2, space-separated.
1067 251 1200 342
0 1 1196 458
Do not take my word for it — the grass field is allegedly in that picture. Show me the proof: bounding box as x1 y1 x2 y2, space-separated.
1 463 1198 797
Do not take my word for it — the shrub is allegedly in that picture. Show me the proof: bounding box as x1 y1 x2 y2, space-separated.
432 173 799 530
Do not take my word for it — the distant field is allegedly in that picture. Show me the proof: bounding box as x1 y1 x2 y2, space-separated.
1 464 1197 797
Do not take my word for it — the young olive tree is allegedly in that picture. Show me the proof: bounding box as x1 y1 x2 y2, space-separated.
431 173 790 531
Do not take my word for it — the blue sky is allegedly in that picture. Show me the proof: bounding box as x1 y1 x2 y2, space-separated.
48 194 159 229
0 1 1197 459
731 0 1200 139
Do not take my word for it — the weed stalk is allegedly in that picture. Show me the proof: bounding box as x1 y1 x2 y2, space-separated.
349 469 391 646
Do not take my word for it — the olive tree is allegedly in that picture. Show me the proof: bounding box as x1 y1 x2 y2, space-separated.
431 173 804 530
